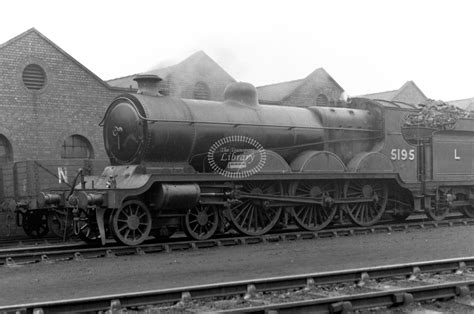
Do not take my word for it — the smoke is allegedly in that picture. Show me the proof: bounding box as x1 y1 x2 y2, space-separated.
208 47 245 81
146 56 182 71
145 47 198 71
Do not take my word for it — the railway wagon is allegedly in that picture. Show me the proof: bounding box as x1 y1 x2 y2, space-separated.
37 75 474 246
0 159 108 238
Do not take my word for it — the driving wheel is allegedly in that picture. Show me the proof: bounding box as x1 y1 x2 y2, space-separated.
289 180 338 231
343 180 388 227
228 181 282 236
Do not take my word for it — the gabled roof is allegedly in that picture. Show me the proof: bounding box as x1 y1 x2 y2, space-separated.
257 68 344 103
359 89 399 100
306 67 345 92
448 97 474 110
107 50 235 89
0 28 123 91
256 79 304 102
360 81 427 102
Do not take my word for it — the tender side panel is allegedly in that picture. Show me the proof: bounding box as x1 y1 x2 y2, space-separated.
432 132 474 181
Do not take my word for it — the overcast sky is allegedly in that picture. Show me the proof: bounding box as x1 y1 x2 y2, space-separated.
1 0 473 101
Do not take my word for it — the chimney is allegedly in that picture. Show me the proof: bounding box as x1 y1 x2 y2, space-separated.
133 74 162 96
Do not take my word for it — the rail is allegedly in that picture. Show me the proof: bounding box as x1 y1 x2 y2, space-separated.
0 257 473 313
1 217 473 267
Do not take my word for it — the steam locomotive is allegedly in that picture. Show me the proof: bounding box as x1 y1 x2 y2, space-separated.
36 75 474 246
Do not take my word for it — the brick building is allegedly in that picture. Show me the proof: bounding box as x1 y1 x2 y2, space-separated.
359 81 427 105
0 27 436 170
108 51 236 101
257 68 346 107
0 28 123 164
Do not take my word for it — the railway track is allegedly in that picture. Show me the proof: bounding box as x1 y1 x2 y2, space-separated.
1 217 473 267
1 257 473 313
0 236 63 248
0 212 469 248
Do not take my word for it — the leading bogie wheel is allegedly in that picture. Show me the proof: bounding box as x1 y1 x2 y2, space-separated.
228 181 283 236
184 205 219 240
343 180 388 227
289 180 338 231
110 200 152 246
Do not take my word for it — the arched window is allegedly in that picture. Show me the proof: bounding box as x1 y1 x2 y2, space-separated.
61 135 93 159
316 94 328 106
0 135 13 163
193 81 211 100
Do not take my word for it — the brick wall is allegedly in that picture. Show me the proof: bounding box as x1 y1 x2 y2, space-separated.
173 54 235 101
108 51 236 101
392 84 427 105
0 30 121 162
281 70 344 107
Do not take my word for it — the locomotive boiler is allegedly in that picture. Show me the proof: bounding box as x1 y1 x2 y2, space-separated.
102 76 380 168
37 75 474 246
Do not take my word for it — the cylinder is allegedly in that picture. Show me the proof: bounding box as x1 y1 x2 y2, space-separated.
155 183 200 210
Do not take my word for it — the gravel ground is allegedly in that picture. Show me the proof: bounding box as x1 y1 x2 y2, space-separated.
0 225 473 307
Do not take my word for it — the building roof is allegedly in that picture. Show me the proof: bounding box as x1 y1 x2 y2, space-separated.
107 50 235 89
359 81 427 102
448 97 474 111
257 68 344 103
0 28 124 91
359 89 399 100
256 79 304 102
